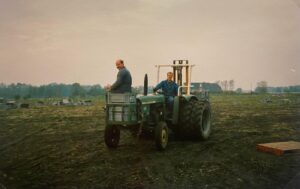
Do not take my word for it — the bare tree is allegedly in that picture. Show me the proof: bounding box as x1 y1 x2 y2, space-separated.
221 80 228 91
216 80 235 92
255 81 268 93
229 80 235 91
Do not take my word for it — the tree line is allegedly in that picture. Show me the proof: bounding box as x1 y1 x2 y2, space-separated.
254 81 300 93
1 81 299 100
0 83 105 99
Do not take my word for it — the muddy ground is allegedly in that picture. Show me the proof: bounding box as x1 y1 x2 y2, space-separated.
0 94 299 188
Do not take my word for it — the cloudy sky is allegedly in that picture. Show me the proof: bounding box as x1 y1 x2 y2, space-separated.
0 0 299 90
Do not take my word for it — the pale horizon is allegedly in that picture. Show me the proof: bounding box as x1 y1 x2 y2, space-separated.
1 0 300 90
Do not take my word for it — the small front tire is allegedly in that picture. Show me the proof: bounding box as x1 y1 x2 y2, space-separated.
155 122 168 150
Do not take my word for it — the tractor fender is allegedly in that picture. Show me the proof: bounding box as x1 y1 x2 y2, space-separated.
179 95 198 102
180 95 209 103
172 95 208 125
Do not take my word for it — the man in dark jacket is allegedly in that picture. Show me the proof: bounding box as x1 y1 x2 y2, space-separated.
153 72 178 110
110 59 132 93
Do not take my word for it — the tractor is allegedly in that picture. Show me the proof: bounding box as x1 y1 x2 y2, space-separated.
104 60 212 150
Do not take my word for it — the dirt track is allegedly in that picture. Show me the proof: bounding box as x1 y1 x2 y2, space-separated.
0 94 300 188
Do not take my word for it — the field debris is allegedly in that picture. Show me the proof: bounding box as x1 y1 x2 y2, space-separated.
261 97 272 103
19 103 29 108
36 101 45 106
52 98 93 106
0 99 20 110
0 100 18 109
0 98 94 110
259 96 294 105
257 141 300 156
280 98 291 104
0 100 29 110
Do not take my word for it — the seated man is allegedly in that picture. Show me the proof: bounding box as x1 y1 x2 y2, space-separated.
107 59 132 93
153 72 178 111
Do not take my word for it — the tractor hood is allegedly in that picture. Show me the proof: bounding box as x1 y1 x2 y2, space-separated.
136 94 165 105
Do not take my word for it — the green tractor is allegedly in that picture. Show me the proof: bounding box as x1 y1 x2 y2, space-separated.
104 60 211 150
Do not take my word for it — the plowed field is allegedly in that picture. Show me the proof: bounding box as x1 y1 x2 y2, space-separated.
0 94 299 188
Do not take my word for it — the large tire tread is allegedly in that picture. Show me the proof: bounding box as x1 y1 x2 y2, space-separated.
176 99 211 140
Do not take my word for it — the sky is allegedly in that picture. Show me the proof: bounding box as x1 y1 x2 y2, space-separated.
0 0 299 90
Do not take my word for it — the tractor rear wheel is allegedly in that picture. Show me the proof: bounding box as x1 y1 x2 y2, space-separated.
177 100 211 140
155 121 168 150
195 101 212 140
104 124 120 148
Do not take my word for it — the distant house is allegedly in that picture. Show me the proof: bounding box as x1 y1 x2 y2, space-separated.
191 82 222 93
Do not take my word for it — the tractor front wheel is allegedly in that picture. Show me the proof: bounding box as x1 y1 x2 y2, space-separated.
155 121 169 150
104 124 120 148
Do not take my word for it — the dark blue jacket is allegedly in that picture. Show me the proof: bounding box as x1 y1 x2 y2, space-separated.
111 67 132 93
154 80 178 96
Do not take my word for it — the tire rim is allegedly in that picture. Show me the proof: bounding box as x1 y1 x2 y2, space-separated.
112 128 118 143
202 109 210 132
161 128 168 147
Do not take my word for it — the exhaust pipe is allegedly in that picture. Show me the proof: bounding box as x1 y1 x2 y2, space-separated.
144 74 148 96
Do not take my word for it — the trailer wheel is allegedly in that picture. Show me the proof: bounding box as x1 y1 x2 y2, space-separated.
104 124 120 148
155 121 168 150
